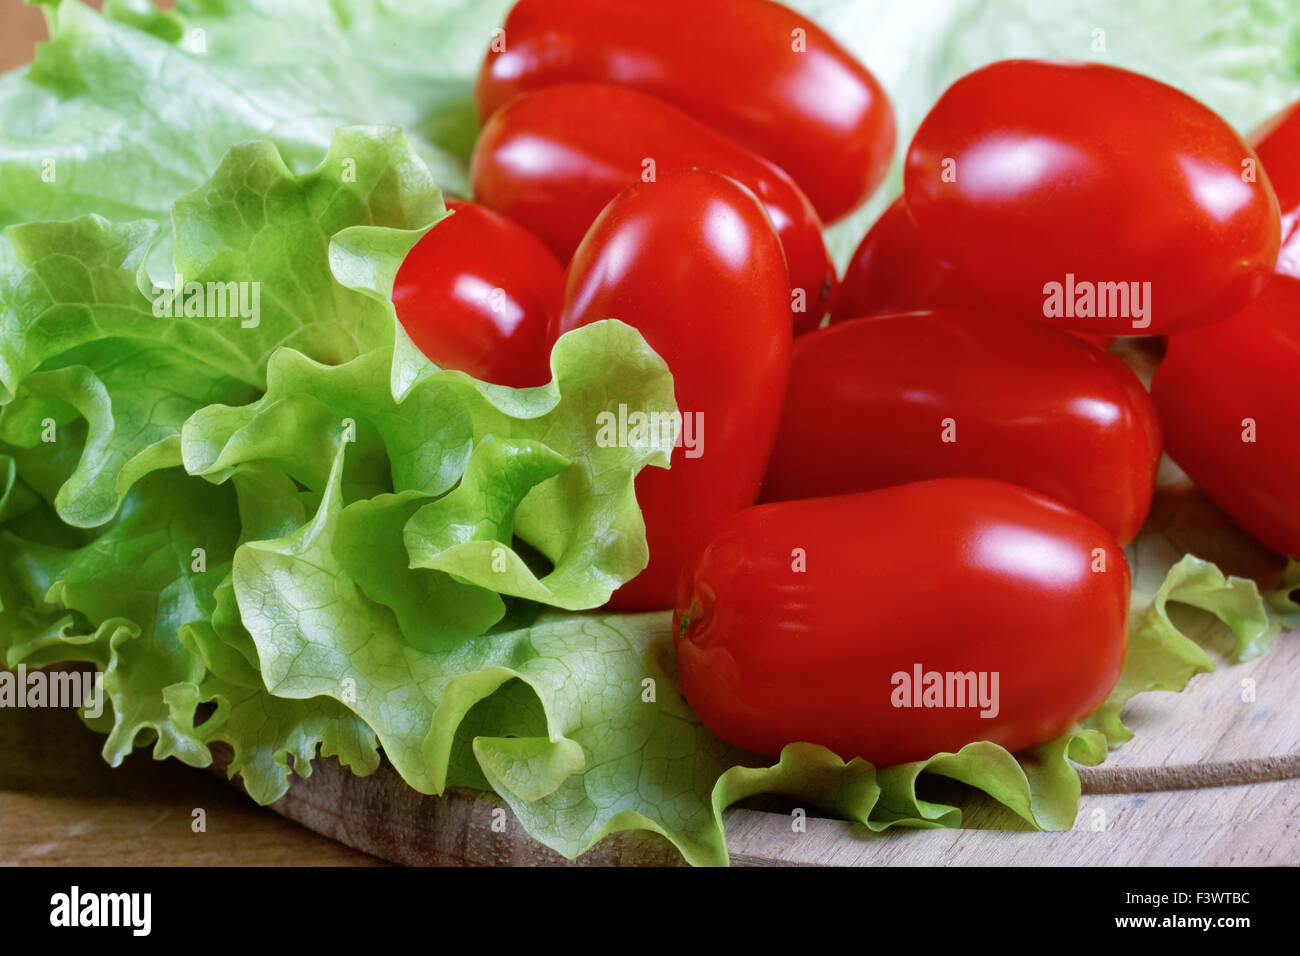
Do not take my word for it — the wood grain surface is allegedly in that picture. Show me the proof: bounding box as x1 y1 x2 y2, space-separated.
1 486 1297 866
190 481 1295 866
206 630 1297 867
1078 618 1299 792
241 760 1300 867
0 702 383 866
723 781 1299 866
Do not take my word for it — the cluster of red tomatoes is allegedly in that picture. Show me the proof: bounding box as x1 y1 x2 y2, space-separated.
393 0 1299 768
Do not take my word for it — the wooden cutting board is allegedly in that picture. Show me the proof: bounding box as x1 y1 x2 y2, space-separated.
224 761 1300 866
196 478 1295 866
209 623 1299 866
2 483 1295 866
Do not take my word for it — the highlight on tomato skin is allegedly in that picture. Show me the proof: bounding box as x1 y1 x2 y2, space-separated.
761 308 1160 545
673 479 1131 768
556 169 792 610
470 83 838 332
832 196 1116 349
904 59 1281 335
1250 100 1300 278
475 0 897 224
391 198 563 388
1151 274 1300 559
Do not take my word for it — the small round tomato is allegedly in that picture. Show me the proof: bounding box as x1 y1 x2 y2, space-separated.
675 479 1130 767
1251 101 1300 278
905 60 1280 335
471 84 837 332
1151 274 1300 558
392 199 561 387
761 309 1159 544
476 0 895 224
556 170 791 610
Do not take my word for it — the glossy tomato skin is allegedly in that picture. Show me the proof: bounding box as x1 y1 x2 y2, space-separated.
674 479 1130 767
392 199 562 387
1251 102 1300 278
761 309 1159 544
472 84 837 332
1151 274 1300 557
831 196 966 321
476 0 895 223
556 170 791 610
832 197 1116 348
905 60 1280 335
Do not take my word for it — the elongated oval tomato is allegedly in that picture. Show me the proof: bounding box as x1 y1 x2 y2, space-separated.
1151 274 1300 557
392 199 561 387
674 479 1130 767
472 84 837 332
832 198 1116 348
556 170 791 609
761 309 1159 544
831 195 966 321
476 0 895 224
905 60 1280 334
1251 101 1300 278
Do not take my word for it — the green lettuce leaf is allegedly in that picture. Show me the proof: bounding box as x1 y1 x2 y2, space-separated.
0 109 684 849
0 125 443 528
1084 555 1288 744
4 470 239 766
230 445 735 861
179 576 383 805
0 215 158 407
0 522 81 665
183 319 676 611
0 0 511 233
1 344 253 528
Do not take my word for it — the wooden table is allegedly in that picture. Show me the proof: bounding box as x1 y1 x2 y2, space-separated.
0 704 384 866
4 622 1293 867
179 619 1300 867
